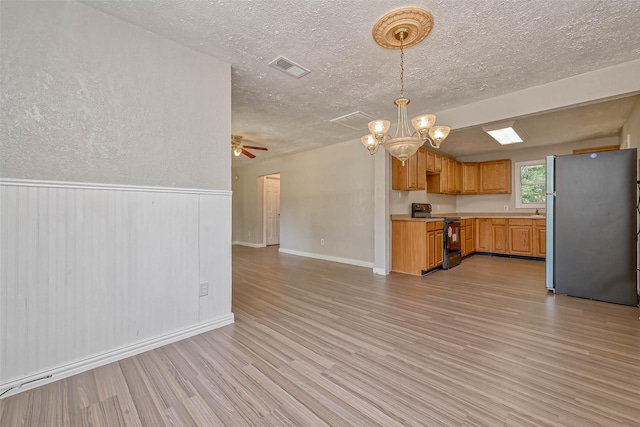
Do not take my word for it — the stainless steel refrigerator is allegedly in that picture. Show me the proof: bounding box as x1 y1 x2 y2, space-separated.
545 149 638 306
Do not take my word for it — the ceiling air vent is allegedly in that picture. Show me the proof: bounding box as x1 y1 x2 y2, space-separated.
269 56 310 78
330 111 375 131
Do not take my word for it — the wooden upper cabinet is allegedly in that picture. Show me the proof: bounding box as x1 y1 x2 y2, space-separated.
462 163 479 194
425 150 440 174
392 149 426 191
434 153 442 172
447 158 456 193
454 161 463 194
479 159 512 194
417 149 426 189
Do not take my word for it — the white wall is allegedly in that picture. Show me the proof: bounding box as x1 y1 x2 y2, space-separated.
0 1 230 190
0 1 232 396
456 137 620 213
233 139 375 266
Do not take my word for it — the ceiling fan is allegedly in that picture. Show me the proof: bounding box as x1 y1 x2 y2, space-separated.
231 135 268 159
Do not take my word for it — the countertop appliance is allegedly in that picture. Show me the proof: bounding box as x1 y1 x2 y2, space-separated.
545 149 638 306
411 203 432 218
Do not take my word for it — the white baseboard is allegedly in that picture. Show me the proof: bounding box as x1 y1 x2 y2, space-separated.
279 248 374 269
232 241 266 248
373 267 389 275
0 313 234 399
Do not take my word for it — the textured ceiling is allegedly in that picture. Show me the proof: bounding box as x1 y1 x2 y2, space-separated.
81 0 640 164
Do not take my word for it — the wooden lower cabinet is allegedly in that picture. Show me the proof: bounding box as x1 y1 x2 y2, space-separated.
491 219 507 253
427 229 436 270
427 222 444 270
460 219 474 256
475 219 491 252
435 229 444 266
392 220 444 275
393 217 544 276
392 221 426 275
507 219 533 256
465 221 474 255
533 219 546 258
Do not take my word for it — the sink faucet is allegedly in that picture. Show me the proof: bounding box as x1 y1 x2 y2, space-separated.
535 209 539 215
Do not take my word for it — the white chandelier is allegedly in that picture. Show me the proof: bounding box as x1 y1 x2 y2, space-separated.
361 7 450 165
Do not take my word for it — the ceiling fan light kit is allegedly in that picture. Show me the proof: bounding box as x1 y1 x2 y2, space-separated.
231 135 268 159
363 6 451 164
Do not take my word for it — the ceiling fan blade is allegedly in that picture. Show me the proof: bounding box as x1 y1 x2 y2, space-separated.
241 148 256 158
243 145 268 151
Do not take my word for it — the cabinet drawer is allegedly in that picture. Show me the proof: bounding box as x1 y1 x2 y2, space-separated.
534 219 546 227
508 219 533 226
491 218 506 225
427 221 438 231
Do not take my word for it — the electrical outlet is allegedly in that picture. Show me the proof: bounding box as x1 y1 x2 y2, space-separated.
199 282 209 297
436 205 440 211
504 205 509 211
321 239 325 246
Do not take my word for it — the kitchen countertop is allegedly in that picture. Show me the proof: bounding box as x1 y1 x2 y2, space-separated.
391 213 546 221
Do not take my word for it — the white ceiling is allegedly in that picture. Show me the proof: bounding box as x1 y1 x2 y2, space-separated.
81 0 640 164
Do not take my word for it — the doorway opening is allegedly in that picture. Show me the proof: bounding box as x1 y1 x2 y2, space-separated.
261 173 280 246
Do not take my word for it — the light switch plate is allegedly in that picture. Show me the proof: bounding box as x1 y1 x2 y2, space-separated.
199 282 209 297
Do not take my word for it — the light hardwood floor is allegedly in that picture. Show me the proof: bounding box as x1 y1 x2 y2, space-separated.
1 246 639 426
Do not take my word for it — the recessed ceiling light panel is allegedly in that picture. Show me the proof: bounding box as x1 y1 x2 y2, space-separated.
269 56 310 79
482 121 526 145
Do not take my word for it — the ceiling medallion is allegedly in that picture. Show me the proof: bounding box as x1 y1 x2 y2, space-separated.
362 7 450 164
372 6 434 49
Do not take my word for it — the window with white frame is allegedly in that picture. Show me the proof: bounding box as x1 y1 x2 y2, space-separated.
515 160 546 209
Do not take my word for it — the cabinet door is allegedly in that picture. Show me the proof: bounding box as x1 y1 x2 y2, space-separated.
391 156 409 190
425 150 436 173
440 157 449 193
392 150 425 191
454 161 463 194
447 159 456 193
427 231 436 270
534 225 546 258
475 219 491 252
491 225 507 253
508 226 533 256
460 227 467 255
435 230 444 266
479 159 512 194
434 153 442 172
465 224 474 254
417 148 426 189
407 154 418 189
462 163 479 194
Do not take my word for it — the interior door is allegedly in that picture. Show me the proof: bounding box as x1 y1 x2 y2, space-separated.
265 176 280 245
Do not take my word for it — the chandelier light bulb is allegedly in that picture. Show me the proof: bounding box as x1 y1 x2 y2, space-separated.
368 120 391 137
361 134 379 154
411 114 436 131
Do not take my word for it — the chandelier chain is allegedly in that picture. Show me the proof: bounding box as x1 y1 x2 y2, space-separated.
399 32 405 97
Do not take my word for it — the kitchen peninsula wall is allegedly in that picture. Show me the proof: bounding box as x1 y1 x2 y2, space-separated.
390 136 621 215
